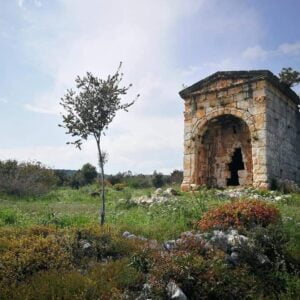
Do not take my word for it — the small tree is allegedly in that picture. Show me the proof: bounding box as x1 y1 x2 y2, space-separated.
152 171 164 188
170 169 183 184
80 163 98 185
59 63 139 225
278 67 300 87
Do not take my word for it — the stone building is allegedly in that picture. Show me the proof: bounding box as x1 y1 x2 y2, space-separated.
180 70 300 191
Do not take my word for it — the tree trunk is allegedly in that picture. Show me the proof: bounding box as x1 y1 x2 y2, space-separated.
96 139 105 225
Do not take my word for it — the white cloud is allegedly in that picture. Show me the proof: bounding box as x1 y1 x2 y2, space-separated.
242 41 300 61
0 98 8 104
278 42 300 56
16 0 42 9
34 0 42 7
242 45 268 60
17 0 24 7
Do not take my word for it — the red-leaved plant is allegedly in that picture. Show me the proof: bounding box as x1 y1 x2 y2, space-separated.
198 200 280 231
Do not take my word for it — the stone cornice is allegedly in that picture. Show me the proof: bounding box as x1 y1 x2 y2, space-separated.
179 70 300 105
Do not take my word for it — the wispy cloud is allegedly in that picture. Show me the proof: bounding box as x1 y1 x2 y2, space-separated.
0 98 8 104
16 0 42 9
17 0 24 7
278 42 300 56
242 45 268 60
242 41 300 61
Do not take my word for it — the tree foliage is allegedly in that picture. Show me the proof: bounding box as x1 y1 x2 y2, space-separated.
59 63 139 224
0 160 58 196
279 67 300 87
80 163 98 185
152 171 164 188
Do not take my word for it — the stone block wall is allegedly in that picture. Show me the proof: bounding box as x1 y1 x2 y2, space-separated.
180 71 300 191
265 83 300 185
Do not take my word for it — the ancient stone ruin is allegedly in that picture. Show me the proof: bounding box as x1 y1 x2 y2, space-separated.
180 70 300 191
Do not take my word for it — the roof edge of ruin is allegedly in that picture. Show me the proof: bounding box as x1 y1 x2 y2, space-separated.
179 70 300 104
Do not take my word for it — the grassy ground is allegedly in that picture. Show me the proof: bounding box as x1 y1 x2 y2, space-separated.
0 186 299 299
0 185 299 242
0 185 222 240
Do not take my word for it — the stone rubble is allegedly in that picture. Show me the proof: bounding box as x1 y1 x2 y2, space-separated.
132 188 178 206
121 228 271 269
214 187 292 202
166 281 187 300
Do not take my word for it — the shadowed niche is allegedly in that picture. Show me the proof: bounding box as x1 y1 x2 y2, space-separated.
227 147 245 186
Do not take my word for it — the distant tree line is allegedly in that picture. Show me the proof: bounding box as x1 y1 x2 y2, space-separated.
0 160 57 197
106 169 183 189
0 159 183 197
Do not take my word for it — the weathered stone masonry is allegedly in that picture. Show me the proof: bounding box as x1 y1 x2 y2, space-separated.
180 70 300 191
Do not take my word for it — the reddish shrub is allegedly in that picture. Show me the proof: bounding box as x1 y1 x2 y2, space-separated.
198 200 280 231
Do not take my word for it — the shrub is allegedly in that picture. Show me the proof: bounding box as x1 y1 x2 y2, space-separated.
0 209 19 225
80 163 98 185
0 160 58 197
3 260 144 300
70 225 145 266
1 270 92 300
198 200 280 231
152 171 164 188
126 174 152 188
0 232 72 287
272 179 300 194
113 183 127 191
148 251 259 299
53 169 70 186
87 259 144 299
170 169 183 184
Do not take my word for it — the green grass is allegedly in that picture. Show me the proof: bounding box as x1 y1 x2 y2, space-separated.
1 186 299 242
0 185 299 299
0 185 223 240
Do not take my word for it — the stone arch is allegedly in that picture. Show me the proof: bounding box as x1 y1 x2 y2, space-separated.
191 110 254 187
191 107 257 140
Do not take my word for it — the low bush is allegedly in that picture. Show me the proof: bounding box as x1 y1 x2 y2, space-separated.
147 251 259 299
71 226 144 266
2 259 144 300
0 225 145 292
0 160 58 197
87 259 144 299
113 183 127 191
0 270 91 300
198 199 280 231
0 232 72 287
271 178 300 193
0 209 19 225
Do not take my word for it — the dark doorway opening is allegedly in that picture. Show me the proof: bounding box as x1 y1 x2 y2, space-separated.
227 148 245 186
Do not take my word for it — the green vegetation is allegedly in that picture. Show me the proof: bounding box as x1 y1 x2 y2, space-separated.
0 185 299 299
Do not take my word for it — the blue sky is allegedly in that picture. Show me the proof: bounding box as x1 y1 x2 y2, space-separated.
0 0 300 173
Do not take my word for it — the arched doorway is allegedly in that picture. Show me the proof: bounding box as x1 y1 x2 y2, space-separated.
196 115 253 187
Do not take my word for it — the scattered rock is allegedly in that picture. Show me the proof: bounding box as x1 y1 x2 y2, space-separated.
256 253 270 266
154 188 163 195
163 240 177 251
78 239 92 250
122 231 131 238
132 195 170 206
215 187 292 202
148 239 160 250
163 188 178 197
166 281 187 300
136 283 152 300
180 231 195 239
227 251 239 265
122 228 271 269
127 234 137 239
